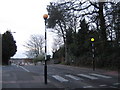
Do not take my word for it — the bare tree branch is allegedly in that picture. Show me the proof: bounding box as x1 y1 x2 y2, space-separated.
23 34 45 58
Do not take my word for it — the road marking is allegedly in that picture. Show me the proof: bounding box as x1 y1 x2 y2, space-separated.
78 74 98 80
65 75 82 80
52 75 68 82
19 66 30 72
99 84 107 87
83 86 93 88
109 86 118 88
90 73 112 78
113 83 120 85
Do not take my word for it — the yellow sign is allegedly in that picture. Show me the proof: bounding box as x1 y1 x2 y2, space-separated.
91 38 95 42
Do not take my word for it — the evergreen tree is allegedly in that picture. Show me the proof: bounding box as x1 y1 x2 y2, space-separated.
2 31 17 65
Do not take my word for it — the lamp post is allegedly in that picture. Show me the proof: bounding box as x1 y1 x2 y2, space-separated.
0 34 2 65
91 38 95 71
43 14 48 84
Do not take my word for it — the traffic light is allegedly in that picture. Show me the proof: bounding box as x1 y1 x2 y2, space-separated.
91 38 95 42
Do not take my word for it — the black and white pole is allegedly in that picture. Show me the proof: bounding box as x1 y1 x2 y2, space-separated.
91 38 95 71
43 14 48 84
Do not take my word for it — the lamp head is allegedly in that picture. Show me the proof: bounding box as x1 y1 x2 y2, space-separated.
43 14 48 20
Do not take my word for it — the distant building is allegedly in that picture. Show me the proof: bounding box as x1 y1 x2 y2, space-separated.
10 58 33 65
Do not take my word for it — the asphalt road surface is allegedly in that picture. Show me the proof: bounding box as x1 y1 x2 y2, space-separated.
2 63 120 89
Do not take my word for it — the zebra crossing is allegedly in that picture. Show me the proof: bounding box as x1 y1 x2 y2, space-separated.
89 73 112 78
65 75 82 80
52 75 68 82
78 74 98 80
52 73 112 82
51 73 120 88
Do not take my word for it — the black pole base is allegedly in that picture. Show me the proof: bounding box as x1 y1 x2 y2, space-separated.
44 61 47 84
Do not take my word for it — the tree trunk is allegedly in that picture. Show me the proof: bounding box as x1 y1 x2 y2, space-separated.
98 2 107 51
99 2 107 42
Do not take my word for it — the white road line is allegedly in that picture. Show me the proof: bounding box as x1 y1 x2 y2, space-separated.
65 75 81 80
90 73 112 78
52 75 68 82
99 84 107 87
113 83 120 85
78 74 98 80
83 86 93 88
19 66 30 72
16 65 19 67
109 86 118 88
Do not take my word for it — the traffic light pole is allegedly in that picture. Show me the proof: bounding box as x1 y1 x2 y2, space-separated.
92 42 95 71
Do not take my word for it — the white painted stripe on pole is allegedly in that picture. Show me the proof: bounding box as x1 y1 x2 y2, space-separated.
19 66 30 72
65 75 81 80
83 86 93 88
78 74 98 80
90 73 112 78
52 75 68 82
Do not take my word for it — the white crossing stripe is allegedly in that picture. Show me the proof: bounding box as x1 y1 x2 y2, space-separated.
99 84 107 87
65 75 82 80
52 75 68 82
90 73 112 78
78 74 98 80
83 86 93 88
113 83 120 85
109 86 118 88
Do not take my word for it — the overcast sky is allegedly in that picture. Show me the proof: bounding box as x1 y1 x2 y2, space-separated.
0 0 55 58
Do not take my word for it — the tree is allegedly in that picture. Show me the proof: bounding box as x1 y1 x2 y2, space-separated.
47 0 119 68
24 34 45 58
2 31 17 65
33 53 45 65
52 35 63 53
113 2 120 47
47 1 79 63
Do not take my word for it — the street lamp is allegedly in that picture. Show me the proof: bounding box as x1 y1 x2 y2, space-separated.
0 34 2 65
43 14 48 84
91 37 95 71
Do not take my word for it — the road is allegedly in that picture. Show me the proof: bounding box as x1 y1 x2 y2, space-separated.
2 63 120 89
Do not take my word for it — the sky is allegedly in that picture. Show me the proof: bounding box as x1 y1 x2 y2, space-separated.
0 0 55 58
